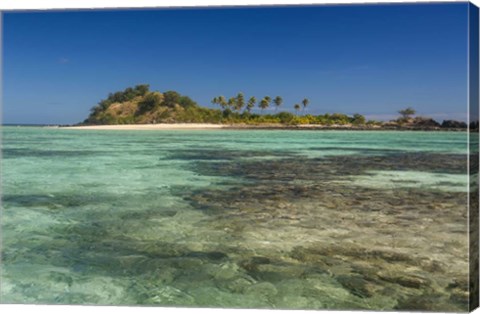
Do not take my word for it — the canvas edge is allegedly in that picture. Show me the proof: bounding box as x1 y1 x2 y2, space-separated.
0 2 477 312
0 9 4 305
469 1 480 312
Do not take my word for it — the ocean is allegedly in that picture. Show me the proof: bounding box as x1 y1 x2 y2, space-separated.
0 126 471 310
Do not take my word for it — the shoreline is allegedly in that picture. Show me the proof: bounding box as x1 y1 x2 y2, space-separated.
60 123 226 130
58 123 469 132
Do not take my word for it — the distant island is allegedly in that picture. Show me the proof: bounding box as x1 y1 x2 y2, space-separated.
77 84 473 131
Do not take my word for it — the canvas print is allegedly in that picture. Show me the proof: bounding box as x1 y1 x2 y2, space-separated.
1 2 479 312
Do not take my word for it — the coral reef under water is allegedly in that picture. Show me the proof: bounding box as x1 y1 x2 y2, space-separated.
1 128 471 311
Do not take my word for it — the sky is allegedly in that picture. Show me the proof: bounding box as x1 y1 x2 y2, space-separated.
2 3 470 124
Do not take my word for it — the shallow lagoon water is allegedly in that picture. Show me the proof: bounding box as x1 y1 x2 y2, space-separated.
1 127 471 310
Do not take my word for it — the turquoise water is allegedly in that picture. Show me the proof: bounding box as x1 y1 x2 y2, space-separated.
1 127 471 310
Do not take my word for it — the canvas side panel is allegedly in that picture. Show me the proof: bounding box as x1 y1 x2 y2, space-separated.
0 11 4 305
469 2 479 312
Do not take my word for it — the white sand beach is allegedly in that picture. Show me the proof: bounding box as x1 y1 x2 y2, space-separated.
61 123 227 130
58 123 428 131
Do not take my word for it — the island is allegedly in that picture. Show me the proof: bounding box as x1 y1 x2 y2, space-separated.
66 84 473 131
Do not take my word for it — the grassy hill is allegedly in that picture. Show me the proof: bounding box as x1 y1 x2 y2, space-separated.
83 85 223 125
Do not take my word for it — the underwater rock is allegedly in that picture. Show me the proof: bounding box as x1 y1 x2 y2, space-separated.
47 271 74 288
394 292 460 311
172 257 205 270
239 256 271 273
245 282 278 298
274 279 307 296
377 271 429 289
274 295 314 309
449 290 469 307
148 267 176 285
446 277 469 307
225 277 255 293
249 264 306 283
189 152 467 186
213 262 241 280
147 285 195 305
336 275 374 298
185 251 228 261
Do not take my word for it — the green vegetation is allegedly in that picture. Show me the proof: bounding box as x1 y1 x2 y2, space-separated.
137 91 163 113
85 86 373 126
302 98 309 113
294 104 301 115
82 85 466 129
246 96 256 113
85 85 223 125
273 96 283 111
259 97 270 112
398 107 416 122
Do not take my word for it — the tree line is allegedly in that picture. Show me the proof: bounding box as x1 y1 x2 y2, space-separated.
82 85 469 129
211 93 310 115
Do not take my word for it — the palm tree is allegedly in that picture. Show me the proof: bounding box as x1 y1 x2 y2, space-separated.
211 97 218 106
228 97 236 111
259 97 270 112
246 96 256 113
218 96 227 110
235 92 245 112
294 104 301 115
302 98 309 114
273 96 283 112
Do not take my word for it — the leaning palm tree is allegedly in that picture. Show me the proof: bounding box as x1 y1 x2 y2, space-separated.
246 96 256 113
294 103 301 115
218 96 227 110
228 97 236 111
273 96 283 112
266 96 272 109
235 92 245 112
302 98 309 113
211 97 218 106
259 97 270 113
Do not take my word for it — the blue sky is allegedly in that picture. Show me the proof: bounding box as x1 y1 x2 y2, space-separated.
3 3 469 124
